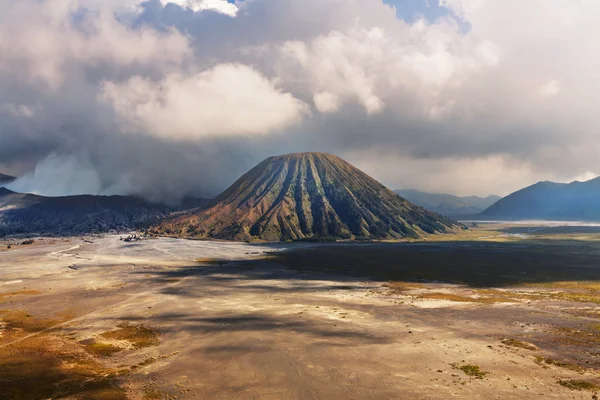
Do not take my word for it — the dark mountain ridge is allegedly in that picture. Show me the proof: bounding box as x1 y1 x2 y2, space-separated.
0 188 209 236
480 177 600 220
0 173 15 185
154 152 462 241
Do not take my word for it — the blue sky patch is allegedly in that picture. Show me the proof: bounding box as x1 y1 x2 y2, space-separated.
383 0 453 22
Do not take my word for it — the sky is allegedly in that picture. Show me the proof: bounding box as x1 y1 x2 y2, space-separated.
384 0 453 22
1 0 599 201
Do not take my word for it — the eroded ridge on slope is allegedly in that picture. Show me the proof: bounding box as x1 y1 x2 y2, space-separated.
154 152 461 241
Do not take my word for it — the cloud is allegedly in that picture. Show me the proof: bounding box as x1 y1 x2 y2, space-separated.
540 80 561 96
2 0 600 202
0 0 190 90
275 22 499 117
162 0 238 16
100 63 308 138
8 154 103 197
313 92 342 114
2 104 36 118
346 150 540 197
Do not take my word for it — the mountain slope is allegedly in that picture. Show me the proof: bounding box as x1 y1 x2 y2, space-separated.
0 188 209 236
395 189 501 217
154 153 461 241
481 177 600 220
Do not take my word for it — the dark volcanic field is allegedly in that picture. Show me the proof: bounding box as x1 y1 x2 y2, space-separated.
269 240 600 287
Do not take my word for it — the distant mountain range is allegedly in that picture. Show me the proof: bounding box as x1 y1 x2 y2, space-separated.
0 187 208 236
480 177 600 220
5 161 600 237
395 189 501 217
154 153 462 241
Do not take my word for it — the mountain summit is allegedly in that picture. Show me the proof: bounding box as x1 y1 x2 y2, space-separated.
480 177 600 220
154 152 460 241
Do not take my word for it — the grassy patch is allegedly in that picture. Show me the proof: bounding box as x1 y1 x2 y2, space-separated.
535 356 584 373
0 334 126 400
548 292 600 304
483 283 600 305
82 340 123 357
143 385 176 400
138 357 157 367
101 323 160 349
0 309 71 333
68 381 128 400
0 290 41 303
452 364 489 379
527 281 600 291
552 325 600 348
384 281 426 294
502 339 538 351
418 292 516 303
558 379 599 391
195 258 227 266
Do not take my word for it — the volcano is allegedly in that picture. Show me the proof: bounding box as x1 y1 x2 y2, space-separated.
154 152 461 241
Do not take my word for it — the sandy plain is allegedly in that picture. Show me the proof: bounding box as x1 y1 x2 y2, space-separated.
0 226 599 399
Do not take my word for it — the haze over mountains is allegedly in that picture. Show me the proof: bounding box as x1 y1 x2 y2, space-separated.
154 153 461 241
395 189 501 217
480 177 600 220
0 188 208 236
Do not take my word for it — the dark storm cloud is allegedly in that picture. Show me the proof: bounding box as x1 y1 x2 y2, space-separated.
2 0 599 199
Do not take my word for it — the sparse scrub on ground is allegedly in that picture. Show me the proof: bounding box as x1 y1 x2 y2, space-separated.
0 332 127 399
535 356 584 373
502 338 538 350
529 281 600 291
558 379 599 391
82 340 123 357
143 384 177 399
552 325 600 348
452 363 489 379
418 292 516 303
547 291 600 304
384 281 426 294
0 290 41 303
101 323 160 349
196 258 227 265
0 309 71 333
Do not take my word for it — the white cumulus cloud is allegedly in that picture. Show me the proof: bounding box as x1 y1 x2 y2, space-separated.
160 0 238 16
100 63 309 138
540 80 561 96
3 0 600 200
